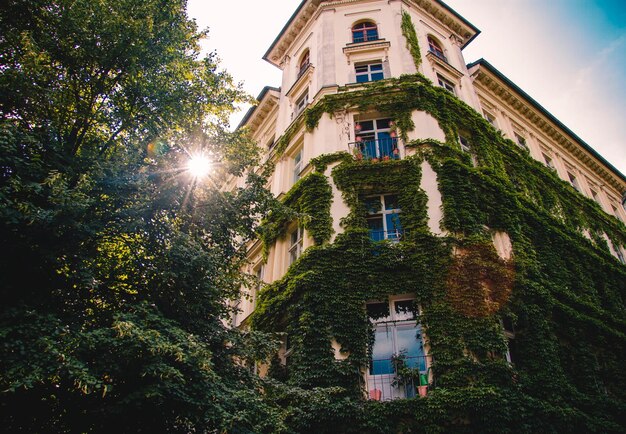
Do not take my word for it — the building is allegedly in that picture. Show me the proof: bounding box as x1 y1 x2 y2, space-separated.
229 1 626 431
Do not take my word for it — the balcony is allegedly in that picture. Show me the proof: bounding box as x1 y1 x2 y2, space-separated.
428 48 448 63
362 355 433 401
369 229 405 242
349 137 400 162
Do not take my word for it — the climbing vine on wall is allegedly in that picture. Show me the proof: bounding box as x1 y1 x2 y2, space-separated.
401 10 421 69
252 58 626 433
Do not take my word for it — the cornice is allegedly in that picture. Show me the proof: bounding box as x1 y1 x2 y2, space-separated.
244 91 280 136
342 39 391 63
471 67 626 193
426 51 463 79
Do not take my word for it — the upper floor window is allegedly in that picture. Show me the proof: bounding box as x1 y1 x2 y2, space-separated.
483 111 497 127
542 152 555 171
610 204 623 222
427 36 446 62
352 21 378 43
502 317 517 365
589 187 602 208
365 194 402 241
355 61 384 83
567 171 581 192
459 134 470 153
437 74 455 94
293 91 309 119
513 132 527 150
366 299 428 400
288 226 304 265
292 148 303 185
354 118 399 161
297 50 310 78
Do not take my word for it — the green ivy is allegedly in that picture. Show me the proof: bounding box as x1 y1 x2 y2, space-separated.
252 67 626 432
401 10 421 69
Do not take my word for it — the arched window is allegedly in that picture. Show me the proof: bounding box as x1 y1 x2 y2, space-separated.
297 50 310 77
352 21 378 43
427 36 446 61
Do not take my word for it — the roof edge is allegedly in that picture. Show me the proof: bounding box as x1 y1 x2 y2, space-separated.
468 58 626 186
237 86 280 130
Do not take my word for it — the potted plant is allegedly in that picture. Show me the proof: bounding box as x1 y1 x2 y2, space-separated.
391 352 427 398
353 147 363 161
382 155 390 161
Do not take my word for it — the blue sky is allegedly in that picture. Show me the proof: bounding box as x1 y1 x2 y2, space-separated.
187 0 626 174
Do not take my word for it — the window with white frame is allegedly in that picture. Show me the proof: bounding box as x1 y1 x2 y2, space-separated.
252 263 265 308
297 49 310 78
354 118 399 160
293 91 309 119
366 298 427 400
293 148 303 184
589 187 602 208
288 226 304 265
355 61 384 83
437 74 455 94
365 194 402 241
459 134 470 153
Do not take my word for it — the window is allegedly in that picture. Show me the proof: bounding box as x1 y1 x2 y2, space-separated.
427 36 446 62
297 50 310 78
366 299 427 400
252 263 265 308
355 61 384 83
514 132 527 150
365 194 402 241
354 118 399 160
502 317 517 365
611 204 623 222
293 148 303 184
293 91 309 118
542 152 555 170
288 226 304 264
484 111 496 127
567 171 581 192
459 135 470 153
352 21 378 43
589 188 602 208
437 74 455 94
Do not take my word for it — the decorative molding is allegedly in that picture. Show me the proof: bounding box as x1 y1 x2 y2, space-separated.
343 40 391 64
426 51 463 79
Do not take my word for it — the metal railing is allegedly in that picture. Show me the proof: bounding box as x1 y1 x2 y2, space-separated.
429 48 448 63
361 355 433 401
349 137 400 161
369 229 405 242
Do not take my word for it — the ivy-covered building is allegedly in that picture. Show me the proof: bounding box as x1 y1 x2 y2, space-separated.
230 0 626 431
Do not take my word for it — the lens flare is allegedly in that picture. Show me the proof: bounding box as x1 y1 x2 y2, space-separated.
187 154 211 178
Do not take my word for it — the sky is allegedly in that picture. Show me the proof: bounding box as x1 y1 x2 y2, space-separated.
187 0 626 175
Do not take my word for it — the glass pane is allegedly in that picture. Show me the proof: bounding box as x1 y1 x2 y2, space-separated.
366 29 378 40
377 132 393 157
383 195 399 210
367 217 384 242
394 300 416 321
367 302 389 321
376 119 391 130
355 65 368 73
385 213 402 240
359 120 374 132
356 74 368 83
365 197 381 214
371 72 384 81
370 327 394 374
396 325 426 371
370 63 383 71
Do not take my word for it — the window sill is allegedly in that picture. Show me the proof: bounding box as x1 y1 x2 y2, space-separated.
343 39 390 63
426 51 463 79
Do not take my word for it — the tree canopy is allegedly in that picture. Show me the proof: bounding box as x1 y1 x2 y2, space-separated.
0 1 280 431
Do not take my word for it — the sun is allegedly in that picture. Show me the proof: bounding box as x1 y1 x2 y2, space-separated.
187 154 211 178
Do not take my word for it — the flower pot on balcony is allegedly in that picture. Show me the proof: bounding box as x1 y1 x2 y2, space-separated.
390 131 397 138
356 136 363 142
417 385 428 397
355 123 362 133
382 155 390 161
371 157 379 163
393 148 399 155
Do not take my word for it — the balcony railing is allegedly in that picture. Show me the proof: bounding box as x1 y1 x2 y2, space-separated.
369 229 405 242
349 137 400 161
428 48 448 63
362 355 433 401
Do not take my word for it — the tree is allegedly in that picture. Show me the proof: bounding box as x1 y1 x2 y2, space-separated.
0 1 281 431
